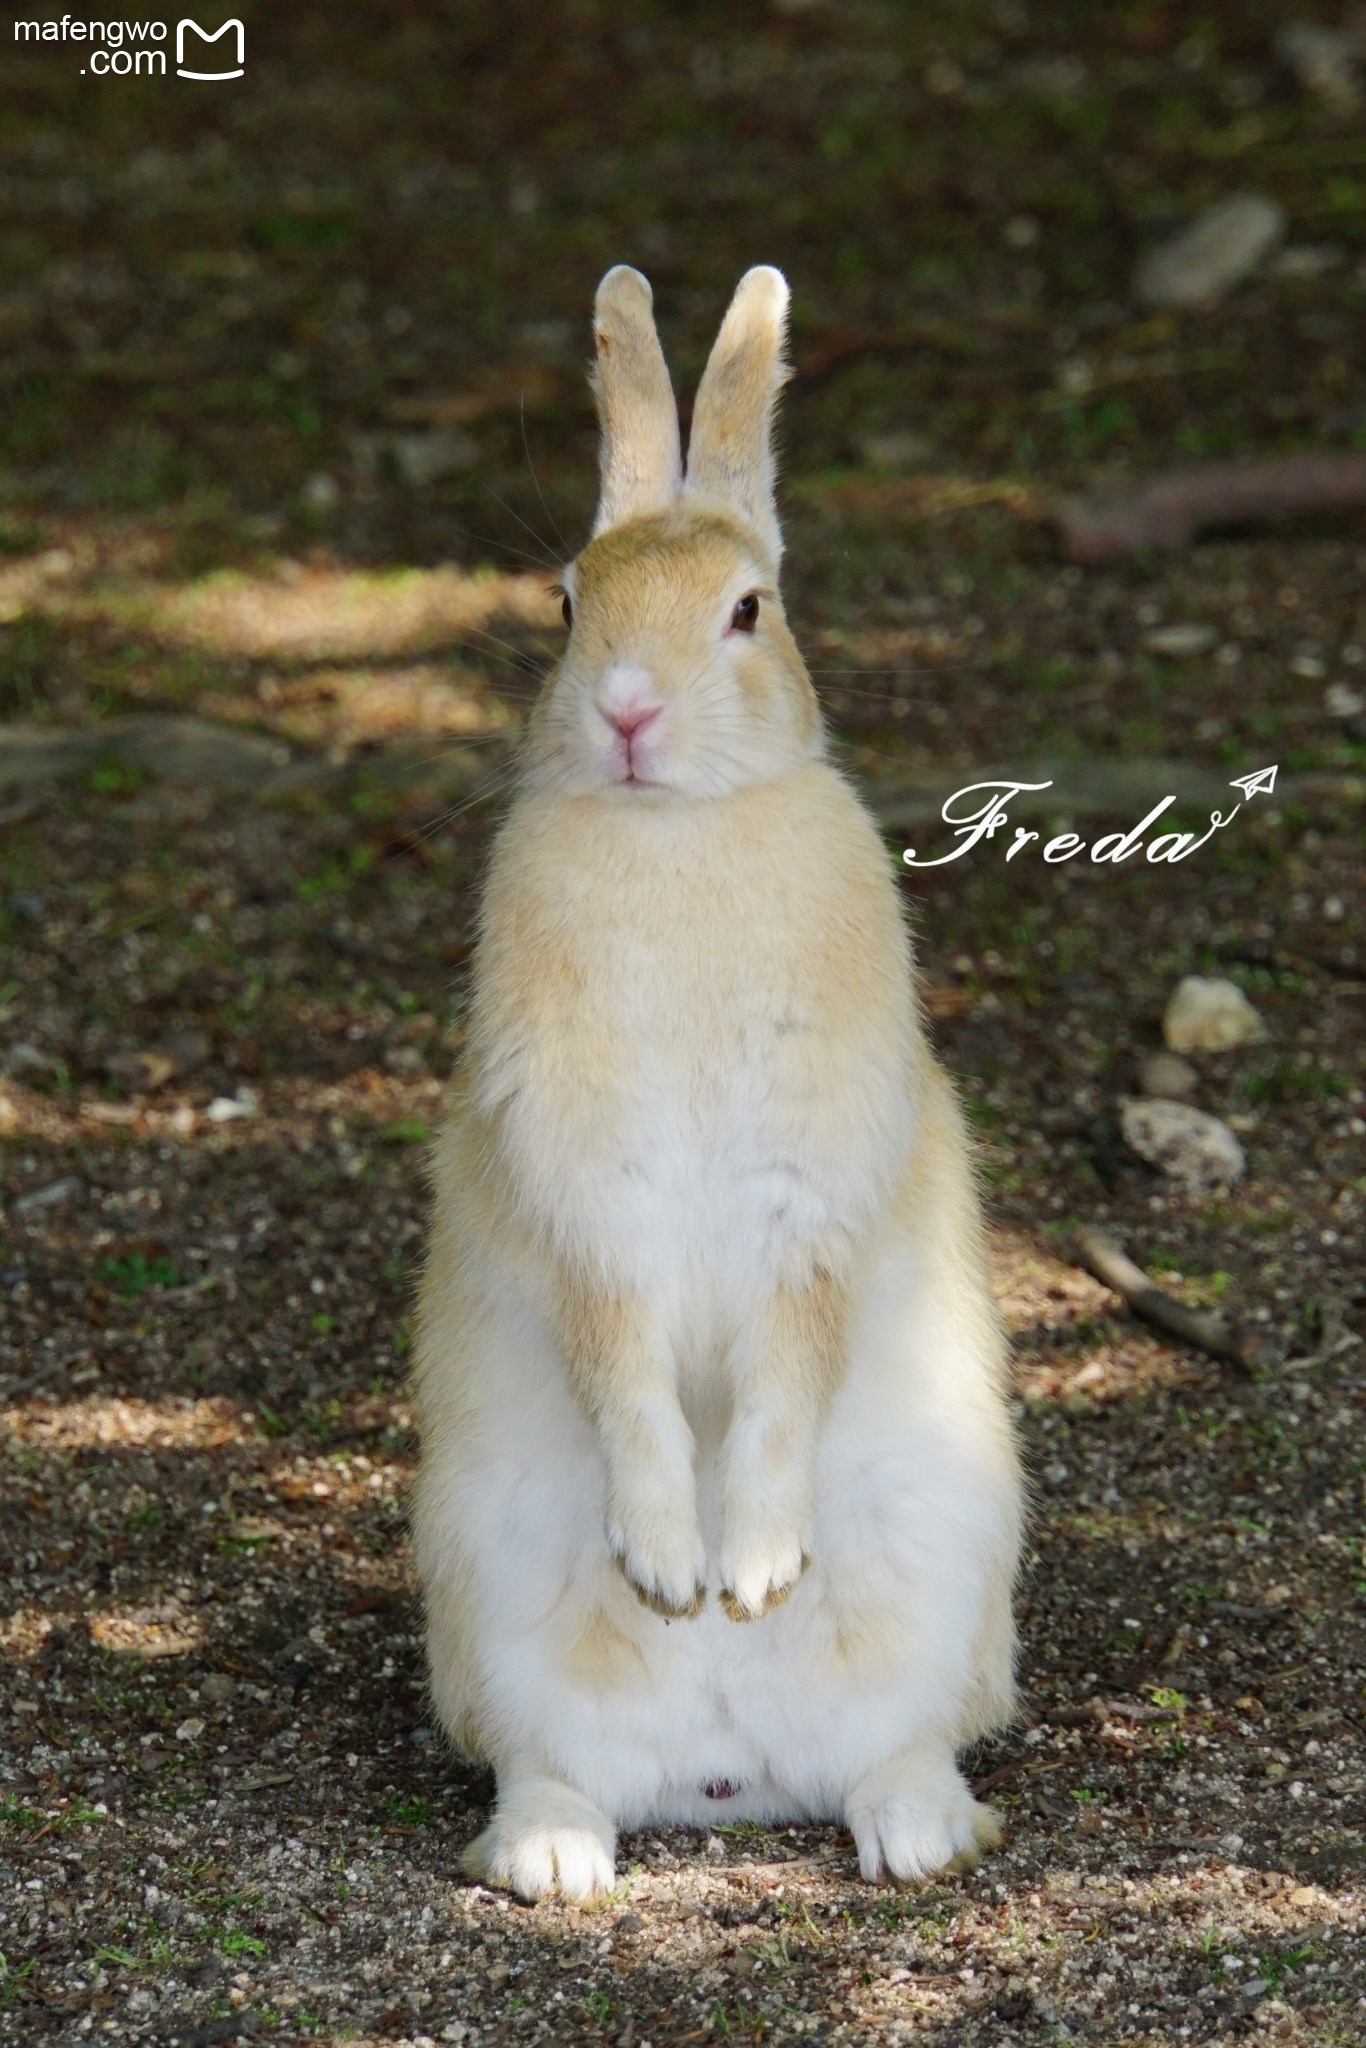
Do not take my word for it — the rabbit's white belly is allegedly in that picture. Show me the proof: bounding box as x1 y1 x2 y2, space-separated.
448 1223 1015 1828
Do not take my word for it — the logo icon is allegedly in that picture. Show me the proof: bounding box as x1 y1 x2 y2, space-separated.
1228 765 1277 802
176 18 244 79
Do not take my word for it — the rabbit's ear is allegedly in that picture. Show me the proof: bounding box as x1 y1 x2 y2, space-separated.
685 267 790 564
591 266 682 535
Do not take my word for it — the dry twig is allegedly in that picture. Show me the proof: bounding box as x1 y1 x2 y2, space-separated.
1074 1227 1276 1372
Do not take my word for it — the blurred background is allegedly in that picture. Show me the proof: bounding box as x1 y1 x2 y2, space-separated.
1 6 1364 2043
3 0 1366 775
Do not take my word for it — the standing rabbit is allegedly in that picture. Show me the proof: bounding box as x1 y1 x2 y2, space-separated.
413 266 1023 1900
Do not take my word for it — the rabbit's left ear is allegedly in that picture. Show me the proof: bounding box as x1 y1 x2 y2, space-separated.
591 266 682 535
685 267 790 565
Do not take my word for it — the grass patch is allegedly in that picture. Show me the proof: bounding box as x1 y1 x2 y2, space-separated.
98 1252 186 1296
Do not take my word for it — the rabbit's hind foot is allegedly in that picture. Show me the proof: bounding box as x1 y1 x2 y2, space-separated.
460 1774 616 1903
846 1744 1003 1885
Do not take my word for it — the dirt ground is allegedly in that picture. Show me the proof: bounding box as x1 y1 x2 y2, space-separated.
1 4 1363 2044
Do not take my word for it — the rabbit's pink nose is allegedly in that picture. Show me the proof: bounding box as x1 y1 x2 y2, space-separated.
600 701 662 742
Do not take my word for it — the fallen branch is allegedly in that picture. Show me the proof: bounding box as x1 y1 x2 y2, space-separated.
1073 1226 1276 1373
1055 452 1366 564
1286 1291 1361 1372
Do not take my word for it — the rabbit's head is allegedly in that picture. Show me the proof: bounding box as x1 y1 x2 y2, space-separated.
525 267 821 799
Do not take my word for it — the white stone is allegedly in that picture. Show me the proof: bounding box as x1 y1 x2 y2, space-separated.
1276 23 1361 111
1143 623 1217 658
858 429 933 470
1120 1098 1247 1191
1163 976 1266 1054
1133 195 1284 310
1325 681 1364 718
391 429 478 489
300 472 340 514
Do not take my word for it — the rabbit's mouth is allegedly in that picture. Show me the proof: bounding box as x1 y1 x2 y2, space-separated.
702 1778 742 1801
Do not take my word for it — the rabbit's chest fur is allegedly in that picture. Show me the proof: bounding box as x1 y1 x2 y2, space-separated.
469 764 922 1309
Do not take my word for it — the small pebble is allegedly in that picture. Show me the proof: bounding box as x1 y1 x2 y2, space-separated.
1163 976 1266 1054
206 1089 259 1123
1276 22 1361 111
11 1176 83 1217
1119 1097 1247 1191
1132 194 1284 310
300 471 341 514
1142 623 1217 658
858 429 933 470
1138 1052 1199 1104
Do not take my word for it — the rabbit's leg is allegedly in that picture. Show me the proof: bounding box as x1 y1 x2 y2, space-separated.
463 1769 616 1902
846 1743 1002 1883
718 1273 845 1621
559 1281 706 1619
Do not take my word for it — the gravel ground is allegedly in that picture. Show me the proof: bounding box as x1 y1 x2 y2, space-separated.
1 758 1361 2047
3 1 1366 2041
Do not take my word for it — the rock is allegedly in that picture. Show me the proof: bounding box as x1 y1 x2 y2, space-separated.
1138 1052 1199 1103
1163 976 1267 1054
1132 195 1285 310
107 1048 176 1093
11 1175 83 1216
390 429 478 489
205 1088 259 1123
858 429 933 470
299 471 341 515
1325 681 1364 718
1119 1098 1247 1191
1143 623 1217 658
200 1672 237 1705
1276 23 1361 111
107 1031 211 1095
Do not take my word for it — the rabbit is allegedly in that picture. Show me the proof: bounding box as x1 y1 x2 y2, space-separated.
413 264 1024 1902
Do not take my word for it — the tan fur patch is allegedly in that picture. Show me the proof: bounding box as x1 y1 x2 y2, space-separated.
564 1603 648 1693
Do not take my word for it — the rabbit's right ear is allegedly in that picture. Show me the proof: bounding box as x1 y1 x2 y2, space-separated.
590 266 682 536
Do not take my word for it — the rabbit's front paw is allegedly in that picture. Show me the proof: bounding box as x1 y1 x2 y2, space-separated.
606 1504 707 1619
846 1747 1003 1883
463 1776 616 1902
718 1527 808 1622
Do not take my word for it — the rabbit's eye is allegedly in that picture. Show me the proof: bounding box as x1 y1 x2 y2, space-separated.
561 592 573 629
730 593 759 634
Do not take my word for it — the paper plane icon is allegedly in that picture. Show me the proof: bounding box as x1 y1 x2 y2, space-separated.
1229 765 1278 801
